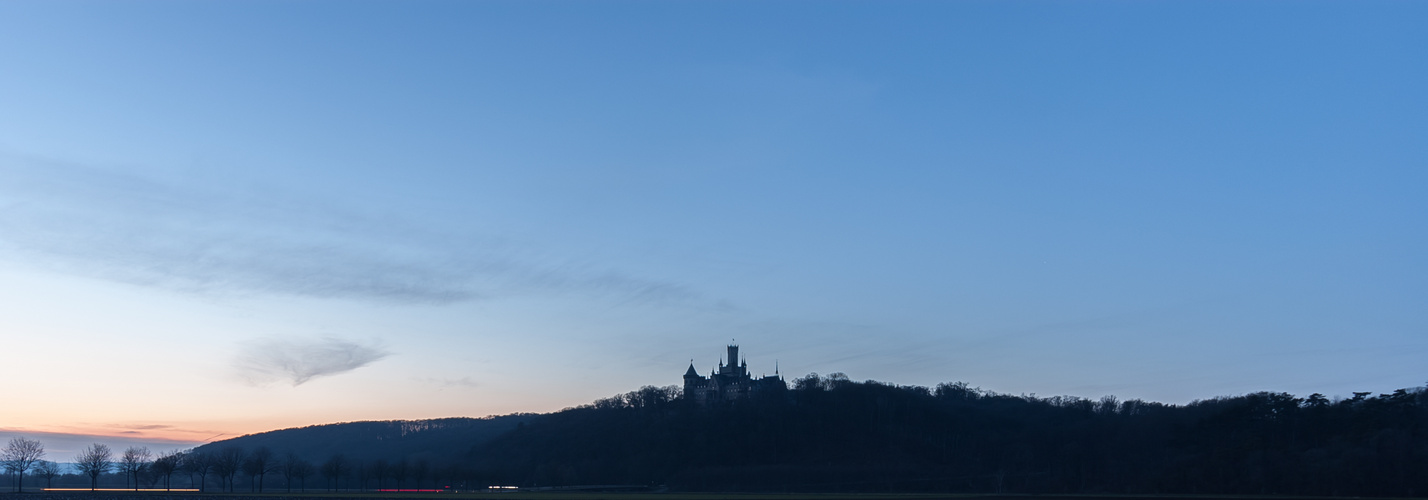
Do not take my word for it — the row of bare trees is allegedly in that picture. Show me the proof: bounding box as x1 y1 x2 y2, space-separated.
163 447 462 492
0 438 309 493
69 443 185 491
188 446 265 492
2 437 48 492
93 445 317 493
329 455 453 491
5 437 472 493
68 444 442 493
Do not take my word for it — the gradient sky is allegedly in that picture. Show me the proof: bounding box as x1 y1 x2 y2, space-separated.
1 1 1425 460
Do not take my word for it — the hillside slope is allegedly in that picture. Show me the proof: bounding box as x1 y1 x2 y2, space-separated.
470 376 1428 496
194 414 536 464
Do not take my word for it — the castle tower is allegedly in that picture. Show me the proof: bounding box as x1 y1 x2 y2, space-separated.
683 361 708 406
685 343 785 407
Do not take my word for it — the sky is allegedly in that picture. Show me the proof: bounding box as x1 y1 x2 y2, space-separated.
0 1 1425 460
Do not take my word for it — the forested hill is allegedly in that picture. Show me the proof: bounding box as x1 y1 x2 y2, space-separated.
193 415 535 464
186 377 1427 496
471 375 1428 496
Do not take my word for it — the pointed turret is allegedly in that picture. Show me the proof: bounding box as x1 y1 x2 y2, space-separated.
684 361 700 378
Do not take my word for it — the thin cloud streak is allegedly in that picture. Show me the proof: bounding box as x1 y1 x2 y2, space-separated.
234 337 391 386
0 156 698 305
420 376 481 390
111 424 175 431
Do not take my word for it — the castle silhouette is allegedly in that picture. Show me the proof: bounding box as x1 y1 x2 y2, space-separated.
683 343 786 405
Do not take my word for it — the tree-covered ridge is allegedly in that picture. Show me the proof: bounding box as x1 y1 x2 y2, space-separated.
13 378 1424 495
194 415 536 464
471 374 1428 496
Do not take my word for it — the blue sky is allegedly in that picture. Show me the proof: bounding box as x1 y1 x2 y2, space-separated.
1 1 1425 459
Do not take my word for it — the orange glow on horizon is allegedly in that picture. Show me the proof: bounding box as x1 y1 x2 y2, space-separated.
0 425 217 446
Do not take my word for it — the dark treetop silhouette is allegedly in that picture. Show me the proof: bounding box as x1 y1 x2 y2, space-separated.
178 346 1427 496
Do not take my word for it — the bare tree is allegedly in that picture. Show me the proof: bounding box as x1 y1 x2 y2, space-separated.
391 458 408 490
33 460 61 489
141 462 161 488
357 460 370 491
371 459 388 490
212 447 244 492
438 464 458 490
1 437 44 492
321 454 349 492
243 446 276 492
119 446 151 491
74 443 113 491
445 463 470 490
428 463 443 491
241 456 260 492
296 460 316 492
181 451 212 491
412 459 429 490
150 450 181 491
283 453 315 492
281 452 298 493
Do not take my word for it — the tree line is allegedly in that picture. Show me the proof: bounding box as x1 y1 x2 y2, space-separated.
2 438 492 493
11 376 1424 495
468 375 1428 496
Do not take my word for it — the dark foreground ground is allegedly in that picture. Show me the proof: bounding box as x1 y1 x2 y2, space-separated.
5 493 1427 500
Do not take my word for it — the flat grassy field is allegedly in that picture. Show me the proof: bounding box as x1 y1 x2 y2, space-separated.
17 493 1427 500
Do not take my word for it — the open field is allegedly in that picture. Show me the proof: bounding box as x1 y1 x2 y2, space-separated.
7 493 1428 500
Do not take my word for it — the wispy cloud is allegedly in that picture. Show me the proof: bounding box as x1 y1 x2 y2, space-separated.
420 376 481 390
112 424 175 431
234 337 391 386
0 156 697 305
